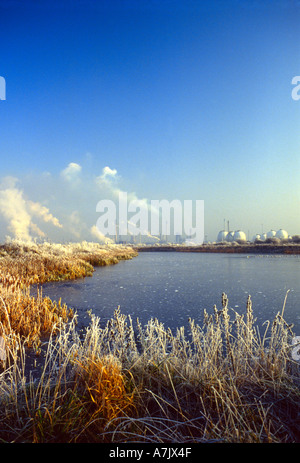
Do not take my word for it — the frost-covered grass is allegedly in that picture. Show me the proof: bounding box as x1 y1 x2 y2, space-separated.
0 241 299 443
0 239 137 285
0 297 299 443
0 240 137 347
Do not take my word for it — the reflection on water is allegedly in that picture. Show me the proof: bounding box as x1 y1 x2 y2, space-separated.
35 252 300 334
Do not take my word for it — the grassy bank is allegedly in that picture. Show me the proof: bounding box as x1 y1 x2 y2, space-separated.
0 241 299 443
0 240 138 285
0 240 137 347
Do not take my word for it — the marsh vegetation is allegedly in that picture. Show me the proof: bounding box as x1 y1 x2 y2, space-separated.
0 241 299 443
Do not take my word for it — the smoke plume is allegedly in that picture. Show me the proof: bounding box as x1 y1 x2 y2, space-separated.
0 178 63 242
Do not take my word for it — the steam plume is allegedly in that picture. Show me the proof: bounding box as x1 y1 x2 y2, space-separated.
0 180 63 242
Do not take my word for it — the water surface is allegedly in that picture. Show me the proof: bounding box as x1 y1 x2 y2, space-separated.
37 252 300 334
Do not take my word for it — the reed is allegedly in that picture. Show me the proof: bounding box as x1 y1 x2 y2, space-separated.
0 241 299 443
0 294 299 443
0 240 137 285
0 240 137 346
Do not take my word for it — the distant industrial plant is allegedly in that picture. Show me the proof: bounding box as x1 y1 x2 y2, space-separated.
216 227 293 244
114 217 298 246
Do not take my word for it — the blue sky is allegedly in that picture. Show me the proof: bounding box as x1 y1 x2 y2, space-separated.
0 0 299 242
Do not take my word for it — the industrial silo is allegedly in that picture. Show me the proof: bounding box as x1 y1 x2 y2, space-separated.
217 230 228 242
226 231 235 242
233 230 247 242
275 229 288 240
266 230 276 239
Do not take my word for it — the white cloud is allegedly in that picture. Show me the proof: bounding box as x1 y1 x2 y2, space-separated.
0 161 154 243
96 166 119 189
100 166 117 180
60 162 82 183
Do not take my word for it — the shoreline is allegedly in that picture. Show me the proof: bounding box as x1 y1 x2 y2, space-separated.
134 243 300 255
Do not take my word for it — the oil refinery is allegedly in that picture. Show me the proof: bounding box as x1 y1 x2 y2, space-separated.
216 226 290 243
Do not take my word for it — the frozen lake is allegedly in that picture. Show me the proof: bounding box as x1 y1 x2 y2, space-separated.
36 252 300 335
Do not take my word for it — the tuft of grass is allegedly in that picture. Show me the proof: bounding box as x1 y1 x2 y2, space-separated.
1 294 299 443
0 240 137 285
0 240 299 443
0 240 137 347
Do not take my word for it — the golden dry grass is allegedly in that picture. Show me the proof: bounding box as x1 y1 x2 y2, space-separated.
0 240 137 347
0 300 299 443
0 241 299 443
0 240 137 285
0 299 299 443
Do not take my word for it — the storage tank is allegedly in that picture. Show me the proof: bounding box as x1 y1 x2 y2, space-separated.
275 229 288 240
266 230 276 239
217 230 228 242
260 233 267 241
226 231 235 242
233 230 247 242
252 234 261 242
